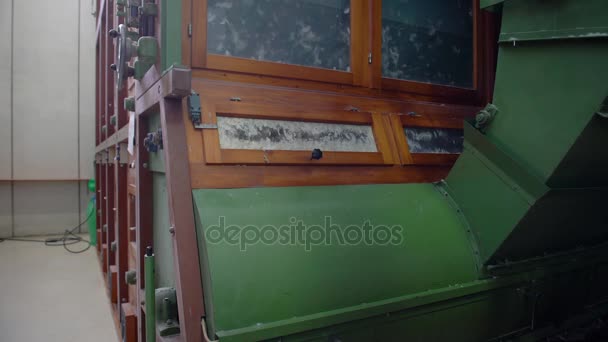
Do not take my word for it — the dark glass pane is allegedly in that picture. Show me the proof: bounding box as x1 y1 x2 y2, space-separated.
382 0 474 87
207 0 351 71
405 127 464 154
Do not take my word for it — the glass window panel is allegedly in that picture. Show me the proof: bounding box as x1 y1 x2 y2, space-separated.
217 117 378 152
382 0 474 87
405 127 464 154
207 0 351 71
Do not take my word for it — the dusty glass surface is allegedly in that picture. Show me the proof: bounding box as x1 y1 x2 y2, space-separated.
382 0 474 87
405 127 464 154
217 117 377 152
207 0 351 71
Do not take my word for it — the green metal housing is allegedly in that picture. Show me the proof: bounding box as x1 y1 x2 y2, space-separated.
193 184 481 340
447 0 608 266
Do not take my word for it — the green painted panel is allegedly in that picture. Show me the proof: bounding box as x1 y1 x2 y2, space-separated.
486 4 608 187
275 286 529 342
161 0 182 70
500 0 608 42
480 0 503 10
193 184 478 338
446 148 531 263
447 127 608 266
153 173 175 288
446 0 608 266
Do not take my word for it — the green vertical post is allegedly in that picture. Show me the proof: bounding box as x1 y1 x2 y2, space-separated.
145 246 156 342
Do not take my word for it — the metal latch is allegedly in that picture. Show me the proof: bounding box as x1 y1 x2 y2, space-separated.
198 123 217 129
188 92 202 127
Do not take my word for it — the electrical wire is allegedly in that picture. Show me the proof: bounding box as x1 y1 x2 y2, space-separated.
0 210 94 254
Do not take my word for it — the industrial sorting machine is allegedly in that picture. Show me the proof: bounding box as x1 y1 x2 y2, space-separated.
93 0 608 341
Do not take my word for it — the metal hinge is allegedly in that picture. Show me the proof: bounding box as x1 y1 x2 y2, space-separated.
188 23 192 37
368 52 372 64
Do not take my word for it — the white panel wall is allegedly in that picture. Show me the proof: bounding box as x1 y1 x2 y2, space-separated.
0 0 97 237
0 183 11 238
13 182 80 236
13 0 80 179
80 0 97 179
0 0 12 179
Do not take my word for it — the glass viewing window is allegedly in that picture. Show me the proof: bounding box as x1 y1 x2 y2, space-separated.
207 0 352 71
381 0 474 88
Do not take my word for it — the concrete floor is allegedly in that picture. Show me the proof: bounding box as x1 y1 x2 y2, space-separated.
0 236 119 342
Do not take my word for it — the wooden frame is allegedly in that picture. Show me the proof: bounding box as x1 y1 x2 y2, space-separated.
190 0 495 105
135 66 205 342
390 113 465 166
199 102 396 166
192 0 368 85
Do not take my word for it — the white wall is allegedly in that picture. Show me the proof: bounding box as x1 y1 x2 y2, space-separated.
0 0 12 180
0 0 97 237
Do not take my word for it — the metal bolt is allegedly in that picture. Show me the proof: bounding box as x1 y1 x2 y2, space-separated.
143 162 148 169
169 226 175 235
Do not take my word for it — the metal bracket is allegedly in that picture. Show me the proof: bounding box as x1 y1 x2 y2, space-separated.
144 128 163 153
198 123 217 129
124 97 135 112
125 269 137 285
188 92 202 127
475 103 499 132
155 287 181 337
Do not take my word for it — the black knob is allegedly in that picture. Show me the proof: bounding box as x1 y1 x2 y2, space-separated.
311 149 323 160
110 64 117 71
108 29 119 38
146 246 153 257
